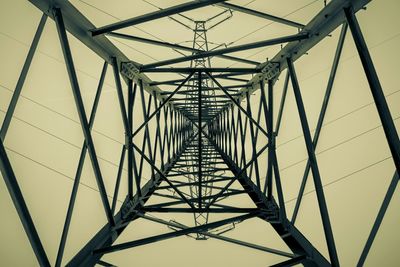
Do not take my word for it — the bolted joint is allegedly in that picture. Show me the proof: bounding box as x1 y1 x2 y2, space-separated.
269 133 276 150
121 196 135 219
261 61 280 80
124 133 133 149
121 61 140 80
51 7 63 19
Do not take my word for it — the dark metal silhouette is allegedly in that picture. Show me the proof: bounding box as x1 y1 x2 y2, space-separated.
2 0 397 266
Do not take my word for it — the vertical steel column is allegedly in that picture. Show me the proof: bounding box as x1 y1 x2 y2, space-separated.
198 71 203 208
161 105 168 166
111 57 129 131
287 57 339 267
224 108 229 154
165 105 171 162
219 111 223 150
153 92 164 169
137 92 152 182
170 107 174 159
177 111 180 154
112 60 140 198
174 109 178 156
127 79 134 198
268 79 287 221
227 107 233 157
138 79 156 181
232 105 239 165
237 108 246 170
172 110 176 157
248 97 263 180
131 83 141 198
54 8 114 226
246 92 261 188
224 109 229 154
260 80 272 198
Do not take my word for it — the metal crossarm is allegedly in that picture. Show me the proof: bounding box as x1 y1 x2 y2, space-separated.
91 0 228 36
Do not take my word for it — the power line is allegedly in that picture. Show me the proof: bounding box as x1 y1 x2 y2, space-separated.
4 145 126 204
279 115 400 172
0 83 123 146
284 156 393 205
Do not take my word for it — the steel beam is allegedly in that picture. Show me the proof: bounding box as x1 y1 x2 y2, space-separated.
91 0 227 36
97 260 115 267
287 57 339 266
267 79 287 221
275 71 289 135
141 33 309 70
54 8 114 226
0 142 50 266
0 13 47 141
94 213 258 254
141 67 259 73
344 6 400 174
111 57 129 133
344 6 400 266
246 92 261 188
111 146 126 214
215 2 304 29
0 14 50 267
270 255 307 267
127 80 135 198
138 212 296 258
141 207 258 213
291 23 347 225
107 32 260 65
357 171 399 266
55 61 108 267
198 72 203 208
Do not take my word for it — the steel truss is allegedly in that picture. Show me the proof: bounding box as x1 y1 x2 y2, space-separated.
1 0 399 266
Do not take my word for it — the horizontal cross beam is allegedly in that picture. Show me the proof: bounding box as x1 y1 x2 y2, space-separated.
215 2 304 29
141 207 258 213
91 0 227 36
94 212 258 254
140 33 309 70
107 32 260 65
138 212 297 258
141 67 259 73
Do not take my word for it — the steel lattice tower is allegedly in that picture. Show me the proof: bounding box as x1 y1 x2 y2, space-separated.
185 21 215 239
1 0 399 266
